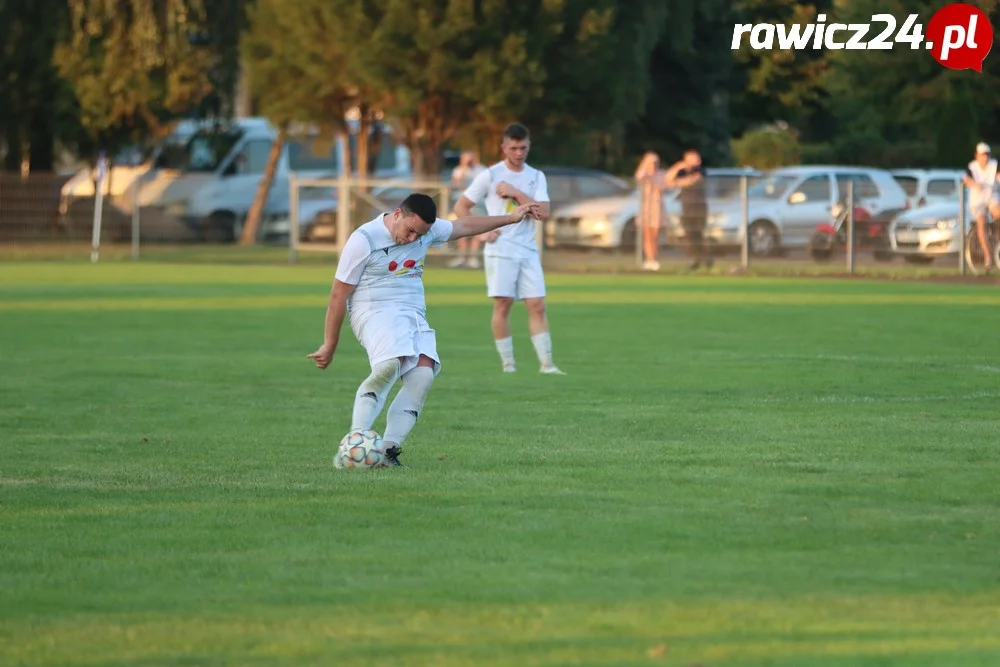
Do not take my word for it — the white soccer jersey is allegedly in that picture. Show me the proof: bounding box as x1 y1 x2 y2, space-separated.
967 158 999 206
335 214 454 323
463 162 549 259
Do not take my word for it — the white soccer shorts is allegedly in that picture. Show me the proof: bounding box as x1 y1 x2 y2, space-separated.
971 192 1000 219
484 255 546 300
351 310 441 376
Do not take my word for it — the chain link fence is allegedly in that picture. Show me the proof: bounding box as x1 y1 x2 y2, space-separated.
1 167 994 276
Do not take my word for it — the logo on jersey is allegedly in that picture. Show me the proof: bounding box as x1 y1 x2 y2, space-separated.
387 257 425 276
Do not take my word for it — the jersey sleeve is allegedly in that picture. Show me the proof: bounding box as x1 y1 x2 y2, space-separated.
429 219 455 247
462 168 491 204
533 171 550 202
333 232 370 285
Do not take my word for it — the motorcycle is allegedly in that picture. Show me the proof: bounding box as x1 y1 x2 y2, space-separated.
808 203 900 262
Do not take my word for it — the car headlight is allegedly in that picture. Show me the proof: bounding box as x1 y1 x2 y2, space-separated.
935 219 957 230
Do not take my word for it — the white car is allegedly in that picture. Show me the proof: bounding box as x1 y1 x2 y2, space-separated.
546 168 760 250
680 165 909 257
888 200 969 264
890 169 965 209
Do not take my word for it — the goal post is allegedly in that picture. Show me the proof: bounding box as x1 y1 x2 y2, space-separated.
288 174 457 261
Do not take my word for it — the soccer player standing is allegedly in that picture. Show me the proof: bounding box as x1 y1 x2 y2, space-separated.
307 194 540 466
452 123 565 375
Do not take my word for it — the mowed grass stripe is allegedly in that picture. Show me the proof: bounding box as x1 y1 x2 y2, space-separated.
3 594 999 666
3 290 1000 311
0 261 991 294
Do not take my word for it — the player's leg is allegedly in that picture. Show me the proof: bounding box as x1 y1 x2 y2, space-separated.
520 256 564 375
485 254 518 372
350 358 401 430
382 353 437 466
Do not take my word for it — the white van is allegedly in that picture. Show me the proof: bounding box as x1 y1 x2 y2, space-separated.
62 116 411 242
148 117 411 241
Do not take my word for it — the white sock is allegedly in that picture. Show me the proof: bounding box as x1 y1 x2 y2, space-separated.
531 332 553 367
495 337 515 367
350 359 401 430
383 366 435 447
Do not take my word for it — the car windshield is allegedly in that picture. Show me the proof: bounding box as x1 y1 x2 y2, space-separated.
181 128 244 172
747 174 797 199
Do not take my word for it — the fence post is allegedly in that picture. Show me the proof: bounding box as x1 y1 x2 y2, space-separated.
740 174 749 270
90 152 107 263
289 172 299 264
131 175 141 261
958 185 966 276
336 171 350 256
846 179 855 274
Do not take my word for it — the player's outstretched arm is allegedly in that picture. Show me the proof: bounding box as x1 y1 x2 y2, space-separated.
449 203 541 241
307 279 355 370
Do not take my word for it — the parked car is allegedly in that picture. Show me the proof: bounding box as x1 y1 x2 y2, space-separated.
548 167 760 250
887 199 969 264
679 165 909 257
890 169 965 209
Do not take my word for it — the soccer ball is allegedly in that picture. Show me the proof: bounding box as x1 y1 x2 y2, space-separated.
334 429 386 469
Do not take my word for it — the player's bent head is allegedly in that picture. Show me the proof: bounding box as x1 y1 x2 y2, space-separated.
392 193 436 245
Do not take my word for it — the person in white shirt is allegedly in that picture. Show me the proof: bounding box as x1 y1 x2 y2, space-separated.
453 123 565 375
307 193 540 466
963 142 1000 271
448 151 488 269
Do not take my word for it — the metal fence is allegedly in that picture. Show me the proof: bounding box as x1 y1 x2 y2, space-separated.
1 169 994 277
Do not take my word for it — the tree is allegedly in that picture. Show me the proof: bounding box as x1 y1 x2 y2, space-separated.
822 0 1000 167
731 123 801 168
354 0 626 175
239 0 367 244
728 0 833 139
54 0 216 159
0 0 76 172
624 0 736 169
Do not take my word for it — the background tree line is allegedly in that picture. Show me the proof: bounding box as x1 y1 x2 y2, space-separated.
2 0 999 179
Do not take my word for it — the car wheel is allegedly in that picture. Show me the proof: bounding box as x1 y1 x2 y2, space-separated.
748 220 779 257
203 211 238 243
620 219 637 251
808 231 835 262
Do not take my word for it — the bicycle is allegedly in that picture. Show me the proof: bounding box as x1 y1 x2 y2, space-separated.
963 213 1000 275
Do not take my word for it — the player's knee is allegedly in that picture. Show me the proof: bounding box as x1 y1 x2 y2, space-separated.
493 297 513 316
525 298 546 317
361 358 401 394
402 365 435 406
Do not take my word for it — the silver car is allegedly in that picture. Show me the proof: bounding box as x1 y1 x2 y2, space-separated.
890 169 965 209
888 200 967 264
675 166 909 257
547 168 760 250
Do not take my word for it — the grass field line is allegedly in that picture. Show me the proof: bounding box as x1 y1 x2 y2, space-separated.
2 290 1000 311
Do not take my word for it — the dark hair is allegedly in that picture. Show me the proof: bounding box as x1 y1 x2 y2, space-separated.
400 193 436 225
502 123 530 141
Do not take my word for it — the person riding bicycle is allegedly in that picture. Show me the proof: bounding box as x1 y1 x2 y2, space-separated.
963 142 1000 272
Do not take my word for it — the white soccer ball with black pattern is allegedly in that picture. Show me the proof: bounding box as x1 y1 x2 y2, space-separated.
334 429 386 469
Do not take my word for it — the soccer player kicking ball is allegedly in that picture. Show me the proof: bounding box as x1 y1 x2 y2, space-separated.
307 193 541 467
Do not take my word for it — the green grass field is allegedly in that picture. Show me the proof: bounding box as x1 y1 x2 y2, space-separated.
2 262 999 666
